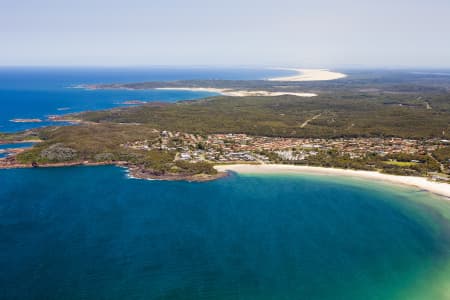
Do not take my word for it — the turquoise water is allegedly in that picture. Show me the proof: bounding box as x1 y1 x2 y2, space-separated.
0 67 292 132
1 166 449 299
2 67 450 299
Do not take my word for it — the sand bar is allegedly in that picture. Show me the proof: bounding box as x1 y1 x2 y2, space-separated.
269 68 347 82
215 164 450 199
156 87 317 97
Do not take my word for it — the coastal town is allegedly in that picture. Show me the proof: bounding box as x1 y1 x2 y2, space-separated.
120 130 450 180
1 128 449 183
5 1 450 298
122 130 446 160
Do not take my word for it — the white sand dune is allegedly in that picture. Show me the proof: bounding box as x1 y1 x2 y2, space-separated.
269 68 347 82
215 164 450 199
156 87 317 97
155 68 348 95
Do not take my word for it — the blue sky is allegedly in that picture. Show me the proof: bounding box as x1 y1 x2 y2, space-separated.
2 0 450 67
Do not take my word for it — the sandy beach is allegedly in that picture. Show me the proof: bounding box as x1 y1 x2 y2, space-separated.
215 164 450 199
269 68 347 82
156 87 317 97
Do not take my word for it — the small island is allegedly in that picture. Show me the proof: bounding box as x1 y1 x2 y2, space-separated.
10 118 42 123
1 71 450 192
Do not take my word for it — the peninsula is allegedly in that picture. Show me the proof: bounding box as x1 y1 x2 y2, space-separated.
268 68 347 81
1 69 449 191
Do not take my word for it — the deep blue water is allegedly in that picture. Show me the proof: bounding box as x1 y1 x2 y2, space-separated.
0 166 450 300
0 67 293 132
0 142 35 150
1 68 450 299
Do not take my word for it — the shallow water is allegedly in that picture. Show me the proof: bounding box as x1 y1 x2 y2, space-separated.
1 166 449 300
2 67 450 299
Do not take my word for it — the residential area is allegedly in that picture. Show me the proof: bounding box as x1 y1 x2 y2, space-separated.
121 130 450 181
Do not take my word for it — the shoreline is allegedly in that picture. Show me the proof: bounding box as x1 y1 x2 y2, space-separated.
1 161 449 197
0 160 227 182
268 68 347 82
0 139 42 145
155 87 317 97
81 68 349 96
126 165 228 182
214 164 450 199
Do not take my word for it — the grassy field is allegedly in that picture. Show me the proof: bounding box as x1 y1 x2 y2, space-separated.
384 161 418 167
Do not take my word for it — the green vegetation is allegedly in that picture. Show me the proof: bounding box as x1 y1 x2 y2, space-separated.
174 161 217 175
137 151 216 176
82 71 450 140
79 94 450 139
0 131 40 142
16 123 160 163
285 150 442 176
12 123 218 178
433 146 450 168
384 161 417 167
384 153 441 174
4 71 450 180
141 150 175 174
91 70 450 96
40 143 78 162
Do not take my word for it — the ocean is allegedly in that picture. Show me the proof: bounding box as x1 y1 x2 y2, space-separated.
1 166 450 299
0 67 292 132
1 68 450 299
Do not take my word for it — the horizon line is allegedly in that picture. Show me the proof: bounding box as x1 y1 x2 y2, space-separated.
1 64 450 71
